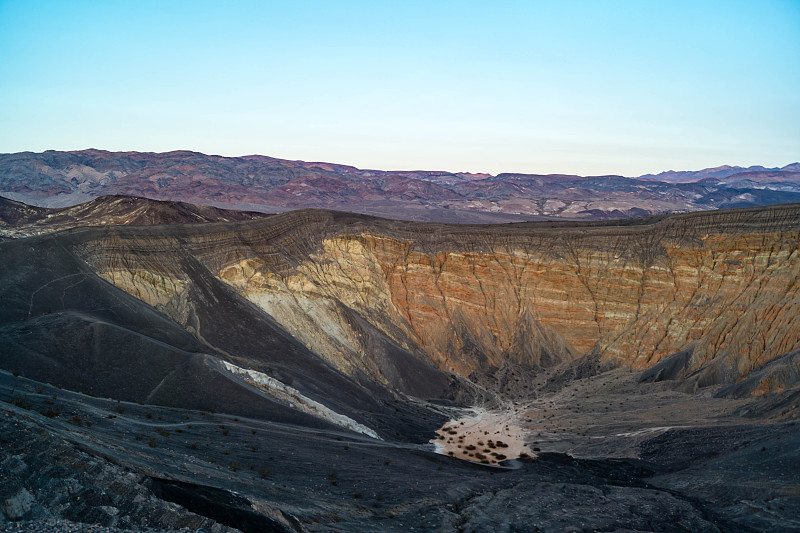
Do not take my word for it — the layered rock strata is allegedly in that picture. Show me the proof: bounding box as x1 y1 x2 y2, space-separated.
75 205 800 391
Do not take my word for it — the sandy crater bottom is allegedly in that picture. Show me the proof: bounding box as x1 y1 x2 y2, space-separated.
432 408 531 464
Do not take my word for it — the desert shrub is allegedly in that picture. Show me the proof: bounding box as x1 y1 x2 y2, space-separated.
40 406 61 418
5 396 32 410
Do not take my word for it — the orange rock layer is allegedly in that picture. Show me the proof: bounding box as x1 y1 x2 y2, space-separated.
78 206 800 387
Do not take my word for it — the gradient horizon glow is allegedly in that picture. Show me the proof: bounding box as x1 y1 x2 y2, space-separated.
1 0 798 176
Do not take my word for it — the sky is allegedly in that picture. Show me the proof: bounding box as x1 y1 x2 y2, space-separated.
0 0 798 176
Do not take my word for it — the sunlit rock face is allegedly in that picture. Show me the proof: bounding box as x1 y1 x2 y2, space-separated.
78 204 800 393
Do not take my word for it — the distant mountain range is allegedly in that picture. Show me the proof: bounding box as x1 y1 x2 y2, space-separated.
1 149 798 222
638 163 800 182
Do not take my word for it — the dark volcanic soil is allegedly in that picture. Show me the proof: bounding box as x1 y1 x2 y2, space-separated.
2 368 799 532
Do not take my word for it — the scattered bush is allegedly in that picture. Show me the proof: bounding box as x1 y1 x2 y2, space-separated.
40 406 61 418
5 395 32 410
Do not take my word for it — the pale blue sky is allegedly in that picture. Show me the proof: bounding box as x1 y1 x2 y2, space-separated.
1 0 798 175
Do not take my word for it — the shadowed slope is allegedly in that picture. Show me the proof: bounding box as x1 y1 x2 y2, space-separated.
0 232 459 439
